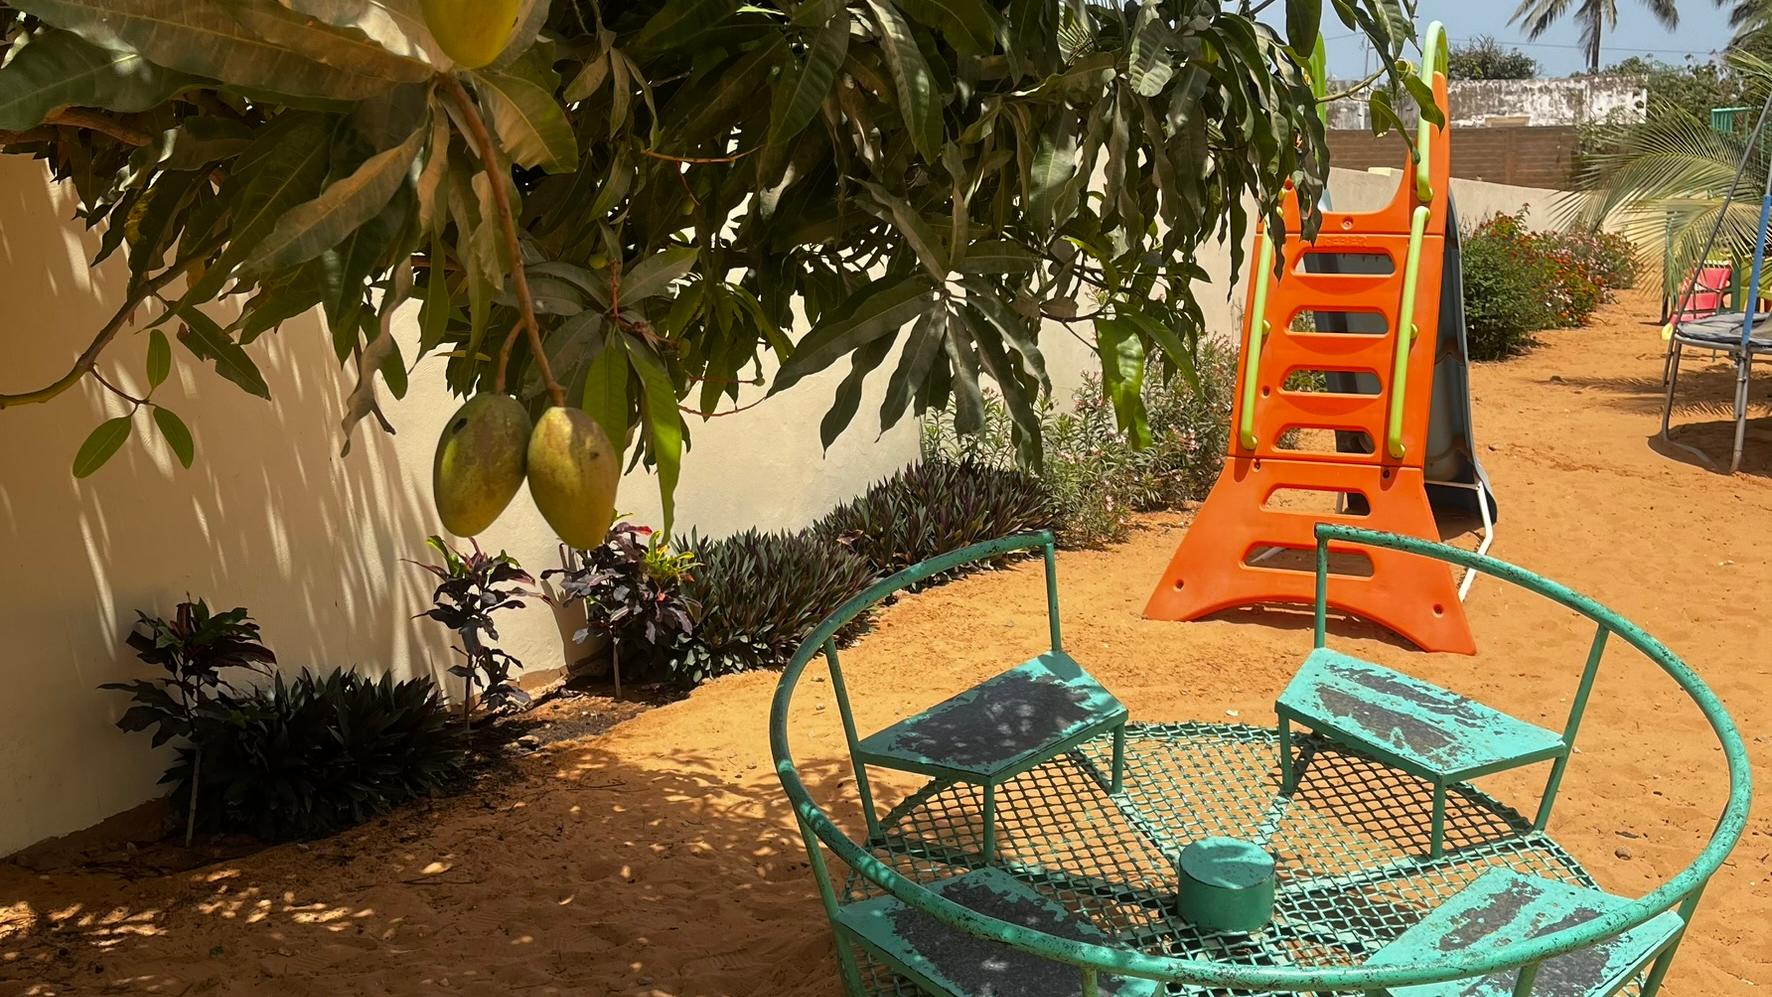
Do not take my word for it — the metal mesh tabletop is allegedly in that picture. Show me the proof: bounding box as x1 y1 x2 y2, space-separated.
841 722 1626 997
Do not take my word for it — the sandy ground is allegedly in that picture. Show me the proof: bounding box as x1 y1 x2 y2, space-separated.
1 287 1768 996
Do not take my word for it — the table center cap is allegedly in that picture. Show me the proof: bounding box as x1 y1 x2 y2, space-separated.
1176 837 1276 933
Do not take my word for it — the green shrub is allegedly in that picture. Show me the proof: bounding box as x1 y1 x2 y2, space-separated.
671 528 877 683
1463 211 1629 360
1463 214 1554 360
815 459 1057 578
924 339 1235 547
176 669 468 841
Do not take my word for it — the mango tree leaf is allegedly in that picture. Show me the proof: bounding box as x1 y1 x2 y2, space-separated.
0 28 195 130
72 417 132 478
626 341 684 535
767 14 849 149
1287 0 1322 55
156 116 254 170
182 113 335 305
898 0 998 56
277 0 449 67
878 309 944 433
417 233 454 353
472 68 578 173
619 246 698 302
244 123 424 273
1127 3 1174 97
819 330 895 450
580 323 630 448
772 273 936 394
628 0 736 53
959 276 1048 392
861 181 946 281
864 0 942 160
954 239 1037 274
1025 115 1077 233
146 329 171 389
941 311 985 434
1118 309 1197 389
1093 316 1149 448
961 306 1041 466
177 305 270 399
151 406 194 468
489 0 553 71
12 0 430 100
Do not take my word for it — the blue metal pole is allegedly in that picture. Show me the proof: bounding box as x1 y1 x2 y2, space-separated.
1739 193 1772 349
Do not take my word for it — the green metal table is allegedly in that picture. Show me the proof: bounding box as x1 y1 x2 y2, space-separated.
771 529 1752 997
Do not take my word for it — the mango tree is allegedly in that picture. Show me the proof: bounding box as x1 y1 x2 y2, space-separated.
0 0 1433 541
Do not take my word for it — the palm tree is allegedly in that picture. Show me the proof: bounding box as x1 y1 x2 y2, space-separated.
1567 51 1772 308
1716 0 1772 50
1510 0 1680 74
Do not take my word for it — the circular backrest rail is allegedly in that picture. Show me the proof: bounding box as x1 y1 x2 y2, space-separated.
769 528 1752 990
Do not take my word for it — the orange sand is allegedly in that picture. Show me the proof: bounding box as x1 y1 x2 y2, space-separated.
2 288 1768 995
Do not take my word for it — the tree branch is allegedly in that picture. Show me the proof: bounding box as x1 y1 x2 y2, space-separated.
442 74 565 408
0 242 219 410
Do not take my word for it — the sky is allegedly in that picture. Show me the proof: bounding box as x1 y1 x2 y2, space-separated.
1300 1 1738 78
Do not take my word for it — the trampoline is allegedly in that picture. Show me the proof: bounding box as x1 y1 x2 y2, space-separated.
771 530 1751 996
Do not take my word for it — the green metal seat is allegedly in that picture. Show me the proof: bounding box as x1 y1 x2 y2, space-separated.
1364 868 1685 996
855 651 1127 862
1276 648 1567 856
834 867 1158 997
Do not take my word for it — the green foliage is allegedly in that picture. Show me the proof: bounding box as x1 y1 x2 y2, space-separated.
545 522 694 690
1573 54 1772 299
410 536 536 719
1463 216 1552 360
101 600 278 750
926 340 1234 547
1462 211 1634 360
173 669 468 842
671 528 876 683
1445 35 1538 80
814 459 1056 580
0 0 1430 527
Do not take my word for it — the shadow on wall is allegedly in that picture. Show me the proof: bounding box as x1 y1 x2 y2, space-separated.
0 157 455 855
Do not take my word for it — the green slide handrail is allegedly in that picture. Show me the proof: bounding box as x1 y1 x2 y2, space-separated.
1415 21 1448 203
1386 204 1430 459
1238 235 1276 450
770 530 1751 993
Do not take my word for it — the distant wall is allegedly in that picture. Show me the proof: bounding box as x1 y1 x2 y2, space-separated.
1326 76 1646 129
1328 125 1581 190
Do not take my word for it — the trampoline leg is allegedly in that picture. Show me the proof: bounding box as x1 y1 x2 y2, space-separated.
1277 717 1294 794
1110 724 1125 794
981 783 997 864
1731 355 1751 473
1429 782 1447 859
1661 341 1684 437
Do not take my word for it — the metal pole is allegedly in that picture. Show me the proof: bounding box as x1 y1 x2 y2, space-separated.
1043 539 1063 653
1536 623 1610 830
824 639 882 841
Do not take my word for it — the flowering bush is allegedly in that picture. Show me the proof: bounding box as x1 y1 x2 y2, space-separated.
1463 211 1636 359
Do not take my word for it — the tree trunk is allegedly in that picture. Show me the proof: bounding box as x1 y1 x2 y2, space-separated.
184 748 201 848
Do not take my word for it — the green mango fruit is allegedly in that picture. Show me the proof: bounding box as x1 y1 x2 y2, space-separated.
526 406 620 549
433 393 530 536
420 0 522 70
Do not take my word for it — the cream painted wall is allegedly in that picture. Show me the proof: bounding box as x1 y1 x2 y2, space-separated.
0 156 920 856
